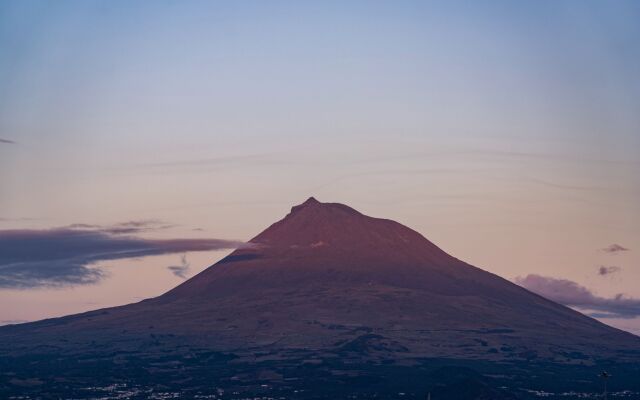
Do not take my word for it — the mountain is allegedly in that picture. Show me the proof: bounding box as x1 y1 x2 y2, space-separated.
1 198 639 399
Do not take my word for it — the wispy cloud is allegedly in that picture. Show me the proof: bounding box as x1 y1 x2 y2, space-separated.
0 138 16 144
167 254 190 279
0 319 29 326
598 266 621 276
516 274 640 319
602 244 629 254
525 177 604 192
0 217 37 222
0 226 243 289
64 220 176 235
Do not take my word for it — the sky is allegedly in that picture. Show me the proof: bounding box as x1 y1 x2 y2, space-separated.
1 1 639 333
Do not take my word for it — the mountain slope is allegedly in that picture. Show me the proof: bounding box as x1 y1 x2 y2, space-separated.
2 197 638 359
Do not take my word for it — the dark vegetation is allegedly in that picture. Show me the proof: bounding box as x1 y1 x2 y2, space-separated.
2 346 639 399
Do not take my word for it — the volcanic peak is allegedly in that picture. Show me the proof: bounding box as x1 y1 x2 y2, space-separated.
237 197 463 271
289 196 361 216
250 197 377 246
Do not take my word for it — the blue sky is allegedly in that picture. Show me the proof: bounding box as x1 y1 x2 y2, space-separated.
1 1 639 332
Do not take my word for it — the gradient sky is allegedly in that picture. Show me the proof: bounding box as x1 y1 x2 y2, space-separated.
1 1 639 333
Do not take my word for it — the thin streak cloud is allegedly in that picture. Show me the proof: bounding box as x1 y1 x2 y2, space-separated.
598 266 621 276
64 220 176 235
525 177 606 192
602 244 630 254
